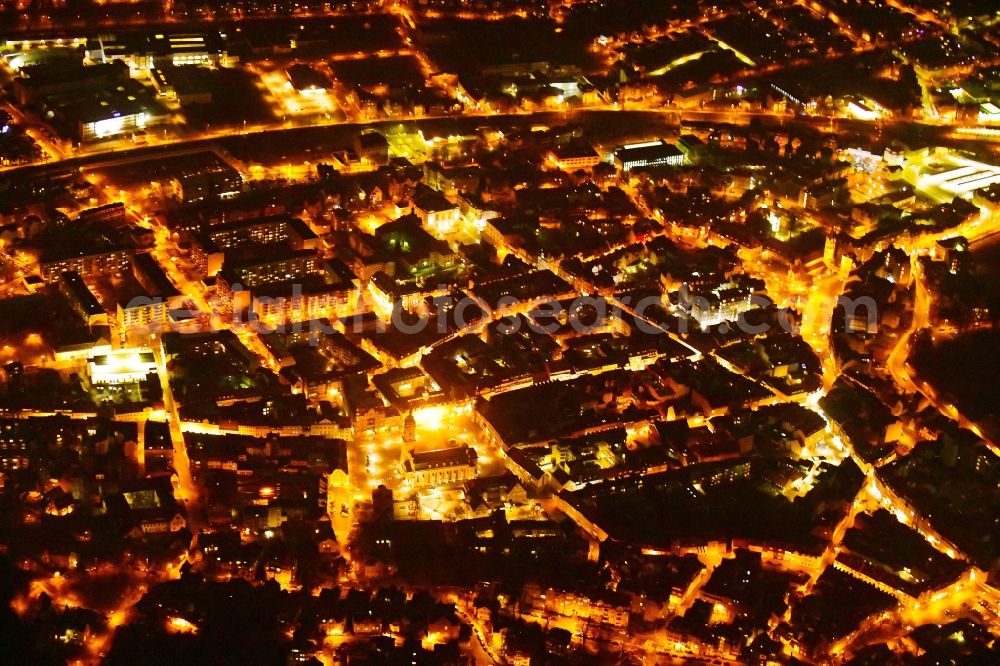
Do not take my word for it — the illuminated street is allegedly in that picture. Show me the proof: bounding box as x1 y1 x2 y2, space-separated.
0 1 999 664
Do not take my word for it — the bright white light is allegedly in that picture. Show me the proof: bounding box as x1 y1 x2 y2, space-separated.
89 348 157 384
621 140 663 150
167 617 198 634
847 100 878 121
412 405 448 430
92 115 126 138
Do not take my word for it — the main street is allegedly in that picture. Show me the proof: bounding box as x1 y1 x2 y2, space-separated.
0 104 984 185
885 228 1000 455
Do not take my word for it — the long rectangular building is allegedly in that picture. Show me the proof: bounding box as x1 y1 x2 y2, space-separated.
41 246 133 282
216 252 359 325
613 140 684 171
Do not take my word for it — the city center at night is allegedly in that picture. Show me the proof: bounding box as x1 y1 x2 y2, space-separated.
0 1 997 664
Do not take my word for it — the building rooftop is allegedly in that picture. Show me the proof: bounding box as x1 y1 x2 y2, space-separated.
411 183 456 214
614 140 683 164
404 444 477 472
